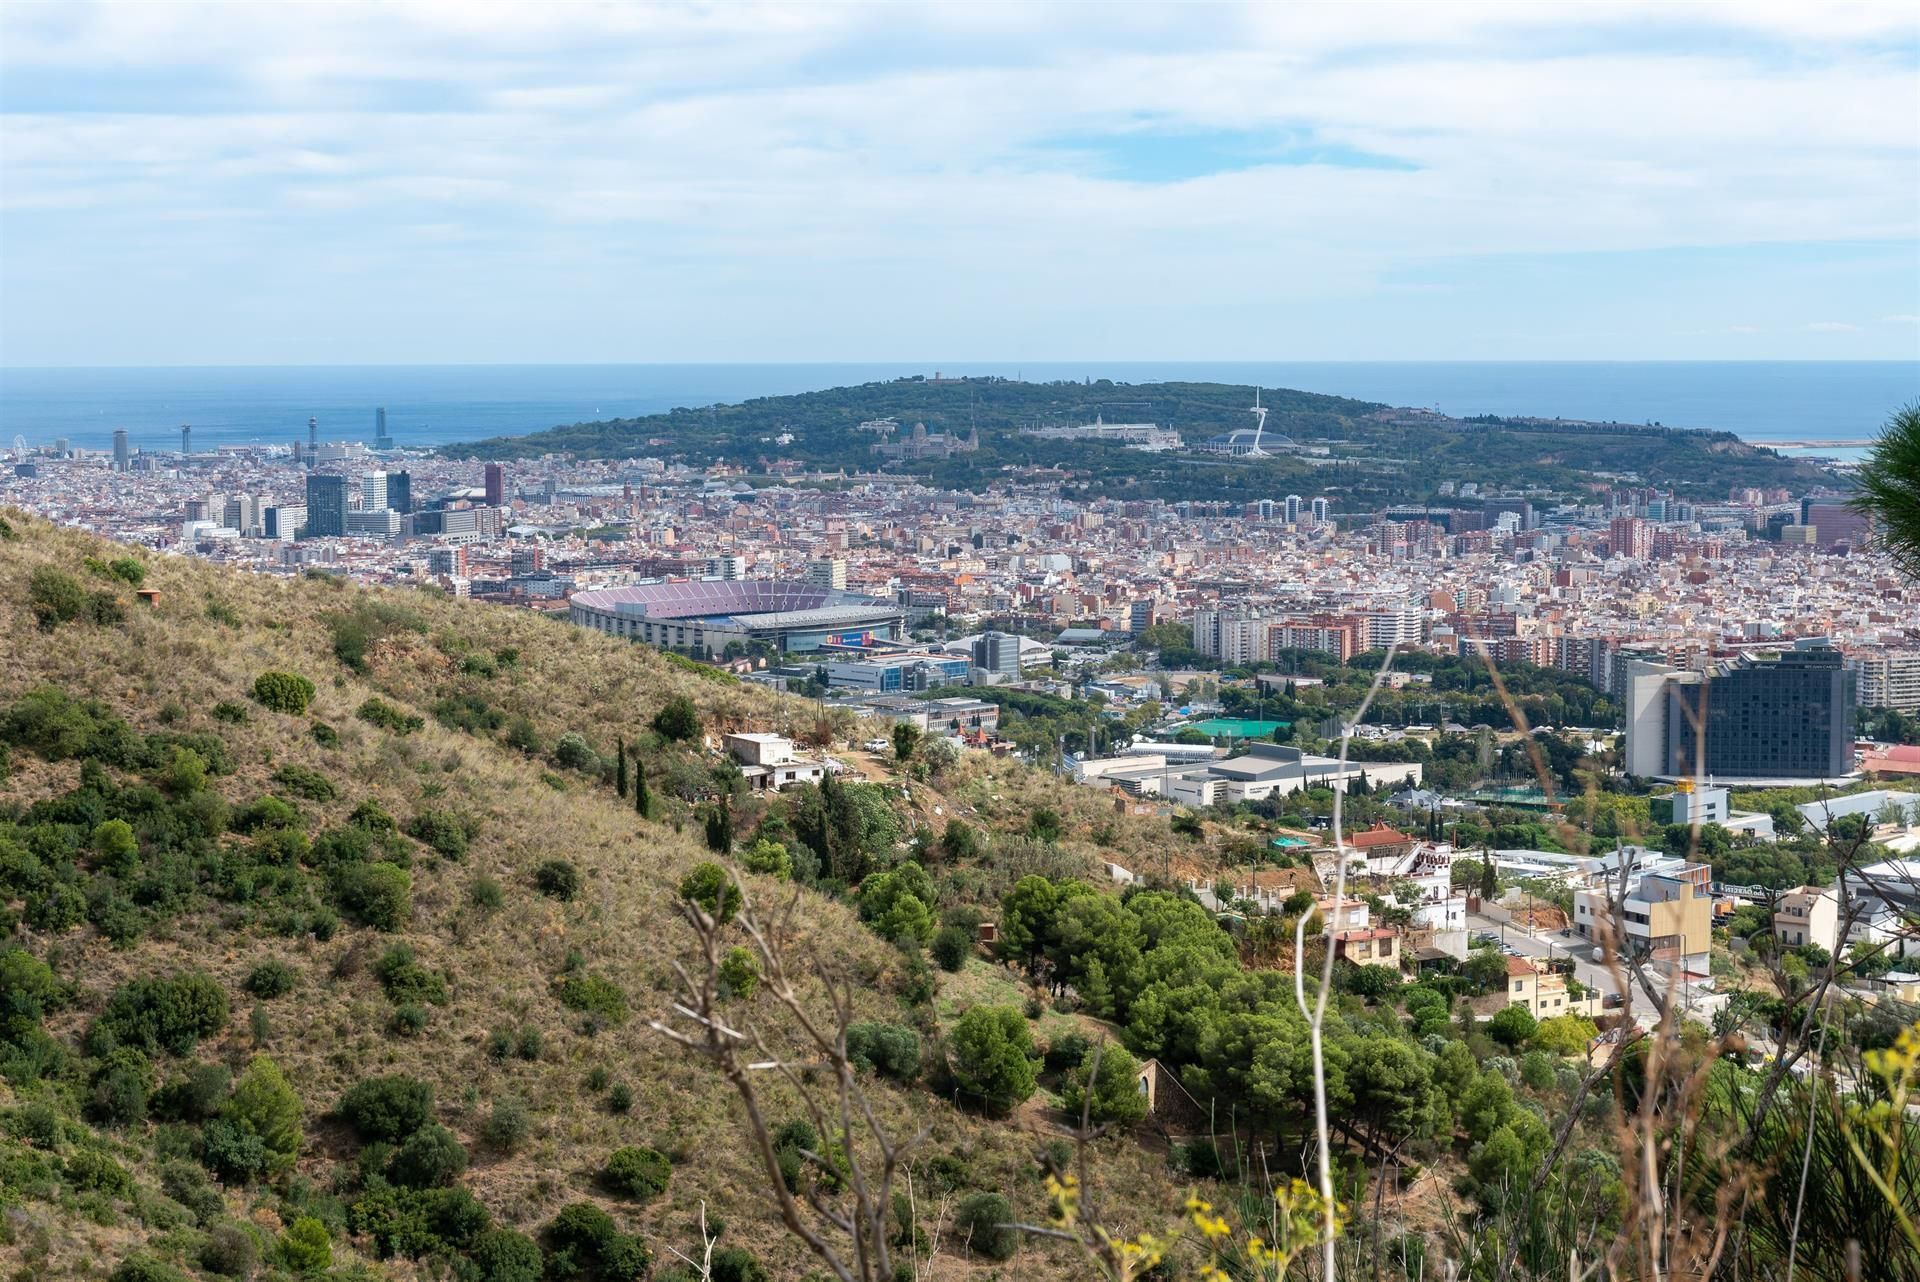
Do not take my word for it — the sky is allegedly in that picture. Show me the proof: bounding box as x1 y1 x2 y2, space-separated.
2 0 1917 366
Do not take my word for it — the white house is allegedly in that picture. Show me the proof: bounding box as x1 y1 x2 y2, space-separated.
724 733 827 793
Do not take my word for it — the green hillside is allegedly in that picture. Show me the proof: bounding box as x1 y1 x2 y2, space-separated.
442 377 1832 505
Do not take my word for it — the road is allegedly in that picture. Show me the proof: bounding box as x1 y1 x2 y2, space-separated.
1466 911 1620 994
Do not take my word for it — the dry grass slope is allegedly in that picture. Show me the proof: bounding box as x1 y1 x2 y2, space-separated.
0 511 1184 1282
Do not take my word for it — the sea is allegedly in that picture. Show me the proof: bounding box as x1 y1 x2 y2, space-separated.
1 361 1915 459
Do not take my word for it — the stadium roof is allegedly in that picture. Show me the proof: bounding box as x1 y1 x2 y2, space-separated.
573 579 890 622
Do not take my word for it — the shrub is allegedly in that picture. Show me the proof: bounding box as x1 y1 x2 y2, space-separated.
608 1083 632 1113
212 701 250 724
65 1145 134 1194
28 566 89 628
391 1004 429 1036
845 1022 921 1081
310 722 339 748
27 882 86 931
931 923 973 972
356 698 424 734
482 1096 530 1152
534 859 580 901
515 1024 543 1061
856 863 936 946
91 1060 150 1127
92 972 229 1056
710 1246 770 1282
953 1191 1018 1260
652 696 701 742
200 1223 259 1277
201 1116 270 1184
154 1062 232 1122
93 817 139 873
947 1006 1038 1114
469 876 504 909
602 1144 672 1201
679 861 740 924
252 673 316 715
553 733 600 773
375 943 449 1006
244 961 297 1000
407 809 474 859
388 1123 468 1188
279 1216 332 1273
740 837 792 879
332 861 412 930
233 795 302 834
108 1254 191 1282
468 1228 543 1282
717 946 759 1000
1043 1030 1092 1074
554 970 630 1026
271 763 337 802
337 1074 433 1143
327 599 427 672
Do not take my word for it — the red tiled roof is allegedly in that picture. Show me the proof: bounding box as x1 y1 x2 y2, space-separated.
1504 956 1539 977
1349 824 1411 849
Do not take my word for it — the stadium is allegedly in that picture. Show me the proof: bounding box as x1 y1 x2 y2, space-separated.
569 580 906 656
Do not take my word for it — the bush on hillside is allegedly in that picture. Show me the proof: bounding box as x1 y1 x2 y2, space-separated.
332 861 411 930
337 1074 434 1143
953 1191 1018 1260
251 672 316 715
845 1022 921 1082
601 1145 672 1201
356 698 424 734
91 972 229 1057
271 763 337 801
406 809 475 859
388 1123 468 1188
534 859 580 901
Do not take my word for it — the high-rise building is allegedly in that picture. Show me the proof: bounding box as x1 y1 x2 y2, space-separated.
181 424 191 455
374 407 391 451
304 474 349 538
805 558 847 590
1283 494 1303 524
510 547 545 577
1128 599 1158 633
387 470 411 515
484 463 505 507
705 554 744 581
1310 497 1330 525
112 429 130 472
1800 498 1872 549
1848 649 1920 712
1192 609 1273 664
264 504 306 540
308 417 319 460
362 471 389 513
972 631 1023 680
1609 516 1652 560
1624 641 1855 781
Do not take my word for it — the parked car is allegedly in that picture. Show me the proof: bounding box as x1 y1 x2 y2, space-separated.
863 739 890 752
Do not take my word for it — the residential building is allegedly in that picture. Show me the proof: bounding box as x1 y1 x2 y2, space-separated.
304 474 349 539
1572 863 1712 972
1772 885 1842 952
1331 927 1400 969
1849 649 1920 711
806 558 847 590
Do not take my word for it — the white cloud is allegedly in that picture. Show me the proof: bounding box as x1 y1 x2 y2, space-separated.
2 0 1916 361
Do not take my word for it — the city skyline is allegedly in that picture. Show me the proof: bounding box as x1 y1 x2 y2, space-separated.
3 1 1917 366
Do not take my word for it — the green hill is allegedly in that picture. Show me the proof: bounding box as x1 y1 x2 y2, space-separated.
441 377 1832 505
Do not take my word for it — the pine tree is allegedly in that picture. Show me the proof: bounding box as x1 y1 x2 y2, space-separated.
634 758 651 820
616 737 628 799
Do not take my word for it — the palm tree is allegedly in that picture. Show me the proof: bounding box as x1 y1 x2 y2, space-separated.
1853 404 1920 577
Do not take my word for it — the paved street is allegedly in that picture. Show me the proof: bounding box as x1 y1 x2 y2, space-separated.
1466 911 1620 994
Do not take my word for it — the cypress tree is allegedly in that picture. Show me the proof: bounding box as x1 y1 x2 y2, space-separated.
633 759 651 820
616 737 628 799
704 798 734 854
1480 847 1497 901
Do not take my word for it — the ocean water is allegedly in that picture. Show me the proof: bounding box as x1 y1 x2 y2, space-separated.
1 361 1914 456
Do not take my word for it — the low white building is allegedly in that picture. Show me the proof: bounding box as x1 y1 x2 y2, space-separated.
724 733 827 793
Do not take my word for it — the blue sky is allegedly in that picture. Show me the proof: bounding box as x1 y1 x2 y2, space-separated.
1 0 1916 365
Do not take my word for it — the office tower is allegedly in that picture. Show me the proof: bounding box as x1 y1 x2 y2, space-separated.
1800 498 1872 549
484 463 505 507
1311 497 1330 524
54 437 68 456
374 407 391 450
112 429 130 472
304 474 349 538
1624 642 1855 781
308 417 319 452
1284 494 1303 524
1128 599 1157 633
972 631 1023 680
387 470 411 515
263 504 306 540
181 424 191 455
805 558 847 589
362 471 389 512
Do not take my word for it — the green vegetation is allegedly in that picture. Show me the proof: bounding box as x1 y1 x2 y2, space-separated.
446 377 1828 505
251 670 316 715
